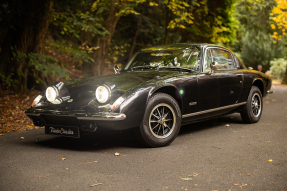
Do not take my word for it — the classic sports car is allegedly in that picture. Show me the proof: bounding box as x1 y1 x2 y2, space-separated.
25 43 272 147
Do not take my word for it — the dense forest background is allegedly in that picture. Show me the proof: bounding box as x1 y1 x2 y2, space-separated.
1 0 287 94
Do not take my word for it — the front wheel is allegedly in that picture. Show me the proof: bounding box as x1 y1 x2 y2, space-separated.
135 93 181 147
240 86 263 123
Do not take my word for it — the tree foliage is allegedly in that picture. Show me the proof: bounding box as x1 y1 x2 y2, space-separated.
3 0 281 92
236 0 285 72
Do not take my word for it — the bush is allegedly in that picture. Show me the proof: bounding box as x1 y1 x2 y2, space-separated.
269 58 287 80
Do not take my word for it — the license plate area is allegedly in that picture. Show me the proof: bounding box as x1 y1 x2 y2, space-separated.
45 125 80 138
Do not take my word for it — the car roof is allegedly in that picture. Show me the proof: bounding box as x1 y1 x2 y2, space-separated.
140 43 231 52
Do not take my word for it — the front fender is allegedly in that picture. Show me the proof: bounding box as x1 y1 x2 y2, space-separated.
117 85 154 128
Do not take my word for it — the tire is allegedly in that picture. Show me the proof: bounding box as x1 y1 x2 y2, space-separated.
240 86 263 123
135 93 182 147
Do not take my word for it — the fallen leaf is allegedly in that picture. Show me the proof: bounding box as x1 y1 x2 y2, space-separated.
181 178 192 180
90 183 102 187
21 137 25 139
281 100 283 102
115 152 120 156
285 107 287 109
239 183 247 189
272 99 276 101
225 124 230 127
61 158 66 160
265 101 270 104
268 159 273 162
0 134 4 136
247 173 250 176
79 161 98 165
188 175 196 177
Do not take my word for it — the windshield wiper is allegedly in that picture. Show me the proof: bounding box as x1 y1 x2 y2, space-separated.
131 65 155 71
158 66 195 73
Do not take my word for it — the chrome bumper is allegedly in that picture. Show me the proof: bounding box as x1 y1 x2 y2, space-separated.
25 109 126 121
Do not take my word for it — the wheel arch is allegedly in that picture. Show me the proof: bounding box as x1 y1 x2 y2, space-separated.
148 85 183 114
252 79 264 96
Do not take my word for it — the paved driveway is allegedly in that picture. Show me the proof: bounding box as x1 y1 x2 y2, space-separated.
0 84 286 191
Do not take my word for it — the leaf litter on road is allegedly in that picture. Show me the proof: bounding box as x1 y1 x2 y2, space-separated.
90 183 102 187
79 161 98 165
114 152 126 156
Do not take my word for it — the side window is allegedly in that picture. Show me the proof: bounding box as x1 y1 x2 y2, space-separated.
203 49 212 71
211 49 235 69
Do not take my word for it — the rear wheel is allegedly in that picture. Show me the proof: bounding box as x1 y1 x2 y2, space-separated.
240 86 263 123
135 93 181 147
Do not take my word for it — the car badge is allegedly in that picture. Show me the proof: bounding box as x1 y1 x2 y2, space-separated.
67 99 73 102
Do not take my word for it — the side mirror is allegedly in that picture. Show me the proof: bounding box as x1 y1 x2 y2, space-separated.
114 65 120 74
210 61 219 73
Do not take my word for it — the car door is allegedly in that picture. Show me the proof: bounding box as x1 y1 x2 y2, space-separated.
197 48 221 112
210 48 243 107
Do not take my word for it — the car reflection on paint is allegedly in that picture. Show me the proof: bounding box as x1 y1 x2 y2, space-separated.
25 43 272 147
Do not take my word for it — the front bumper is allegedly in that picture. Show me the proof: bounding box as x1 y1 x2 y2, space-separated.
25 109 126 121
25 108 133 133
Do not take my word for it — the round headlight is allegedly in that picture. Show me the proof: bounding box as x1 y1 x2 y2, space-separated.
96 85 111 103
46 86 59 102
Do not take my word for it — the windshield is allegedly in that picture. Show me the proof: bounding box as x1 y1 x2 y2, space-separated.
124 46 201 71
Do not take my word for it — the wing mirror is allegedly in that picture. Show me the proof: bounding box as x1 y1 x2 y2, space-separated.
114 65 120 74
210 61 219 73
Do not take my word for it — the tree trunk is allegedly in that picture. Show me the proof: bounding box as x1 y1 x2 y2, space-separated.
0 0 53 91
92 3 121 77
128 13 143 60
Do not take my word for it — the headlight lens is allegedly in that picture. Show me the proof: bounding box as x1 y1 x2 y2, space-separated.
96 85 111 103
31 95 43 107
46 86 59 102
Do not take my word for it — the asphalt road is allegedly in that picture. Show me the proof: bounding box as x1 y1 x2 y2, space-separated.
1 84 287 191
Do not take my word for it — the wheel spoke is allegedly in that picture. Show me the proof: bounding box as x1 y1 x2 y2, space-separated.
152 114 160 119
157 108 161 117
152 123 159 130
150 120 158 123
165 124 170 130
163 111 170 118
163 118 172 122
157 124 161 134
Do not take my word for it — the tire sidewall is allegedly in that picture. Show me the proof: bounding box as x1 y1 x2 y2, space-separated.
140 93 181 147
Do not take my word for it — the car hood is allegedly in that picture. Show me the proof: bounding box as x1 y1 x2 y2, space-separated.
64 70 182 93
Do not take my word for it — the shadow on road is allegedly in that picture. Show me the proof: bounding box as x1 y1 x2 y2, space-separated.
27 113 244 151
